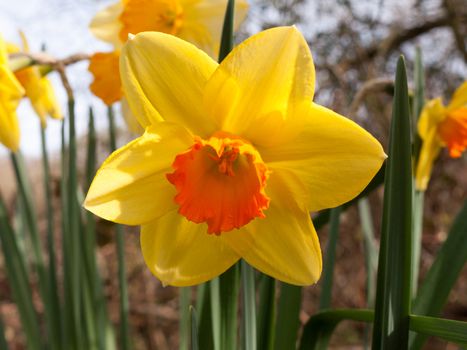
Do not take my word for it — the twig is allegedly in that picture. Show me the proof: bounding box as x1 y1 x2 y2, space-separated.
349 78 394 119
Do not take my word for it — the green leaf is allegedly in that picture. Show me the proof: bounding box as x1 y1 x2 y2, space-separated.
257 275 276 350
10 151 59 349
180 288 191 350
197 283 214 350
274 283 301 350
39 122 63 349
107 106 131 350
372 56 413 349
411 48 425 297
412 47 425 164
299 309 374 350
319 207 341 310
190 306 199 350
0 195 42 350
220 265 240 350
218 0 235 62
409 315 467 347
410 200 467 349
241 261 256 350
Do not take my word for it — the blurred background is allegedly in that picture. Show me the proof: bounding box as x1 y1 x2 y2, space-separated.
0 0 466 348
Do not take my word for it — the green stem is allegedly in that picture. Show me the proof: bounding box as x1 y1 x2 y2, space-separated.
10 151 57 349
40 124 63 349
319 206 341 310
107 106 131 350
180 288 191 350
241 261 256 350
67 99 83 349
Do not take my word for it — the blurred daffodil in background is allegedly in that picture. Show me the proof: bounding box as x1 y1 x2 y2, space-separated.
84 27 386 287
88 0 248 134
415 81 467 190
0 34 23 151
7 32 62 128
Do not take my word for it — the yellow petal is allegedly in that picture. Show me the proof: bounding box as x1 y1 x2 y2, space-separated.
120 32 218 136
89 1 123 47
88 51 123 106
178 0 249 58
222 174 322 285
121 97 144 134
0 35 23 151
415 128 442 190
260 102 386 212
447 81 467 112
141 210 240 286
0 66 22 151
203 26 315 141
39 78 62 121
84 122 193 225
417 98 446 140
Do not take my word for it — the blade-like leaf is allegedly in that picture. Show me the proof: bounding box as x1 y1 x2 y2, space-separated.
219 0 235 61
190 306 199 350
372 56 413 349
410 315 467 347
257 275 276 350
299 309 374 350
180 288 191 350
241 261 256 350
319 207 341 310
107 106 131 350
0 194 42 350
274 283 301 350
410 200 467 349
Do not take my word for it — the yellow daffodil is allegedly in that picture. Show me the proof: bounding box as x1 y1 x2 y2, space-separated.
84 27 386 287
8 32 62 128
415 81 467 190
88 0 248 132
0 34 23 151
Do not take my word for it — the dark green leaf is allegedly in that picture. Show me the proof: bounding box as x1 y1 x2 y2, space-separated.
257 275 276 350
274 283 301 350
410 200 467 349
372 56 413 349
410 315 467 347
299 309 374 350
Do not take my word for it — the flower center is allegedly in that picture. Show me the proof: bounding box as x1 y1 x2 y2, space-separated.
438 107 467 158
167 135 270 235
119 0 184 42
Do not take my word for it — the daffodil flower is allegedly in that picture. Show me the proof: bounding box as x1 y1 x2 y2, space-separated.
8 32 63 128
84 27 386 287
88 0 248 134
415 81 467 190
0 34 23 151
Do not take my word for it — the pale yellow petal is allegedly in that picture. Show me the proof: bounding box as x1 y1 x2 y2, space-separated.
417 98 446 140
40 78 62 121
222 175 322 285
0 35 23 151
447 81 467 112
415 128 442 191
84 122 194 225
121 97 144 134
203 26 315 141
178 0 249 58
260 102 386 212
0 65 22 151
141 210 240 286
120 32 218 136
89 1 123 47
